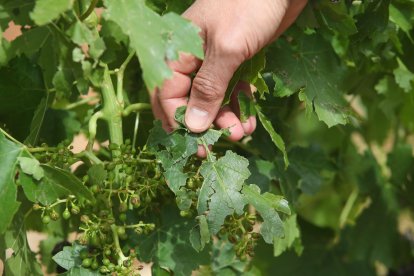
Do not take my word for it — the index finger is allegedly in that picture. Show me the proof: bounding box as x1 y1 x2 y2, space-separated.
156 53 201 129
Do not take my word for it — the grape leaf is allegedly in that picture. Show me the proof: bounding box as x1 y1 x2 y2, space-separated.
134 207 209 276
24 96 50 146
18 157 44 180
19 171 72 205
198 151 250 234
52 243 86 270
266 31 349 127
211 240 249 274
242 184 287 244
30 0 72 26
237 93 257 123
3 213 43 276
393 58 414 93
255 104 289 168
87 164 107 186
225 49 268 104
0 57 46 141
190 215 210 252
41 165 95 202
273 214 302 257
104 0 203 90
148 115 228 194
0 130 23 234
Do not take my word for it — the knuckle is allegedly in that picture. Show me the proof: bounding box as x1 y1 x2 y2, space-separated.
213 32 249 61
192 73 223 102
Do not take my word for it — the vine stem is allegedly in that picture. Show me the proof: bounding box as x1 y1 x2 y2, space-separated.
75 151 103 164
111 225 128 265
79 0 98 21
64 95 99 110
122 103 151 117
116 51 136 106
87 111 104 152
0 128 23 146
101 66 124 152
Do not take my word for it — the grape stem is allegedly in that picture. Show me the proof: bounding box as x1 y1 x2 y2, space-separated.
28 147 57 153
87 111 104 152
75 151 103 164
49 196 75 209
79 0 99 21
116 51 136 106
122 103 151 117
111 225 129 265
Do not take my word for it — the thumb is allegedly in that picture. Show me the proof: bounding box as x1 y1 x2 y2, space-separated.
185 50 242 133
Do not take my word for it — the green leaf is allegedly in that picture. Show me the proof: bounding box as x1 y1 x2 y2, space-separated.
135 206 209 276
0 57 46 141
393 58 414 93
190 215 210 252
67 20 95 45
52 243 86 270
288 146 333 194
198 151 250 234
225 50 268 104
255 105 289 168
242 184 286 244
24 96 50 146
87 164 107 186
266 31 349 127
19 170 72 205
273 214 302 257
30 0 73 26
389 4 413 41
104 0 203 90
211 240 249 274
3 212 43 276
0 130 23 234
237 93 256 123
315 0 358 35
18 157 44 180
41 165 95 202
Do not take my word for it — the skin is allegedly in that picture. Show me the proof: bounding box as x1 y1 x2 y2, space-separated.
150 0 308 156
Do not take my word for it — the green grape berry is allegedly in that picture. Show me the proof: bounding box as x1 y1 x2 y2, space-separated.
82 258 92 268
108 263 115 272
119 213 127 222
79 249 89 259
117 226 126 236
180 210 191 217
50 210 59 221
90 234 101 247
104 249 111 256
119 202 128 213
100 266 109 274
71 205 80 215
130 195 140 208
91 260 99 270
42 215 51 224
90 185 100 194
102 258 111 266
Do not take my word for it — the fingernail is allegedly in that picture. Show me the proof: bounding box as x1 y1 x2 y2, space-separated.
186 107 209 131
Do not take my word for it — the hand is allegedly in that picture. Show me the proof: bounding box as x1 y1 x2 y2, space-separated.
151 0 307 154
